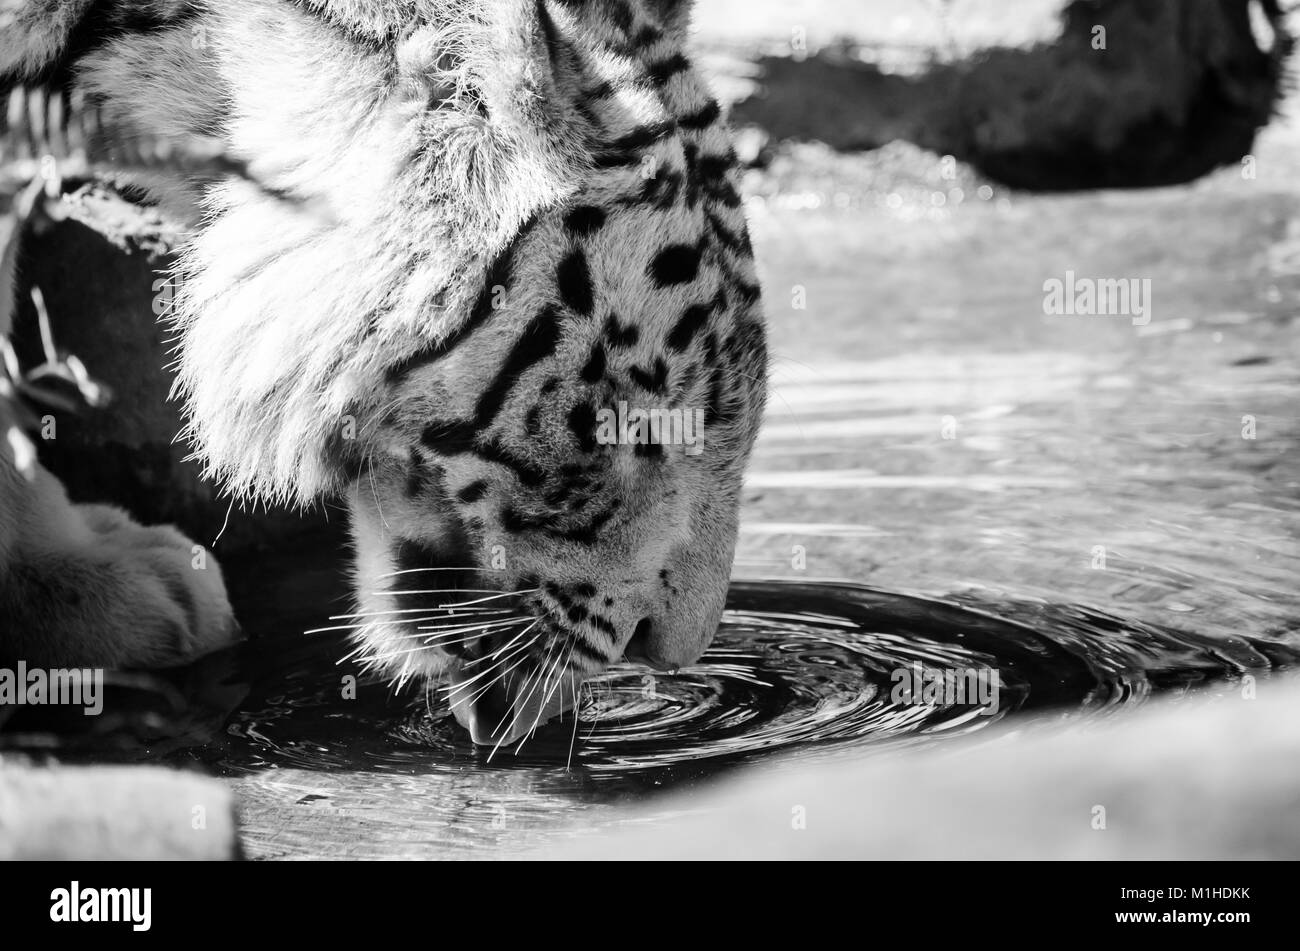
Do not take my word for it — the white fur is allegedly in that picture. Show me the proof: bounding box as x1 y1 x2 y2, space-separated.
2 0 759 717
74 0 596 503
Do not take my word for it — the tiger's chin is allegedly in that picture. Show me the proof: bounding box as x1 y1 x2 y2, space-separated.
447 659 584 749
346 494 584 747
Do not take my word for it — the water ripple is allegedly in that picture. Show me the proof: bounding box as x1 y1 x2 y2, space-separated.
209 580 1295 783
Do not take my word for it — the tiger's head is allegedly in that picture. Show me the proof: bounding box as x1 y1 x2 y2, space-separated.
69 0 766 745
353 190 767 744
342 0 767 745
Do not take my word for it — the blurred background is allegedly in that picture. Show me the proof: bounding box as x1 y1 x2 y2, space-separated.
710 0 1300 647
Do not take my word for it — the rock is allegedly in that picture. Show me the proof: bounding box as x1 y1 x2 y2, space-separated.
0 763 239 860
546 674 1300 859
731 0 1293 191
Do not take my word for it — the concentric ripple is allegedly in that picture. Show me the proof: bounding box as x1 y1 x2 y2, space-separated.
207 580 1297 781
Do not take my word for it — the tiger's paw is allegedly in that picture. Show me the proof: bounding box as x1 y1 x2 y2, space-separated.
74 504 242 668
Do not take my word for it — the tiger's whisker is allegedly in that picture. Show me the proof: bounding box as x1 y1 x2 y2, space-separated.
441 630 540 700
323 613 515 641
374 566 483 580
303 622 367 636
369 587 534 598
517 637 564 748
329 605 514 621
566 672 582 771
441 634 532 693
438 589 539 609
476 619 541 664
488 664 535 761
413 618 532 639
531 641 574 745
448 636 540 711
363 642 450 663
496 651 550 752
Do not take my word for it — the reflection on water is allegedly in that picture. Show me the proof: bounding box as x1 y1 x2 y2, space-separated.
736 115 1300 654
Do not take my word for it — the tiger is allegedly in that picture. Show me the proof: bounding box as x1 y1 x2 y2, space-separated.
0 0 769 746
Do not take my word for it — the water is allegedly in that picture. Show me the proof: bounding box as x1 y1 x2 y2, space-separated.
213 581 1295 780
0 584 1286 861
8 573 1283 858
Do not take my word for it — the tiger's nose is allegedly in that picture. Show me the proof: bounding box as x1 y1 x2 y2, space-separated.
622 616 658 665
622 615 685 671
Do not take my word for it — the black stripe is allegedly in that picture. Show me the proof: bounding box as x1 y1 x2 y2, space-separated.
385 214 541 382
422 426 547 488
420 419 478 453
564 205 608 235
557 251 595 316
475 438 548 487
569 634 612 668
587 612 618 640
593 149 645 169
628 24 663 48
580 341 607 383
567 402 598 453
636 170 683 210
604 0 635 33
706 211 747 252
457 479 489 503
629 357 669 394
647 53 690 86
667 303 711 351
473 307 561 425
679 100 721 131
697 153 734 181
603 313 640 348
715 251 762 305
649 240 704 287
594 120 676 166
707 365 731 426
704 180 742 209
612 122 675 151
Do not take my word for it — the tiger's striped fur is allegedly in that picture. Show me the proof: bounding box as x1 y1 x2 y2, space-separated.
1 0 768 745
